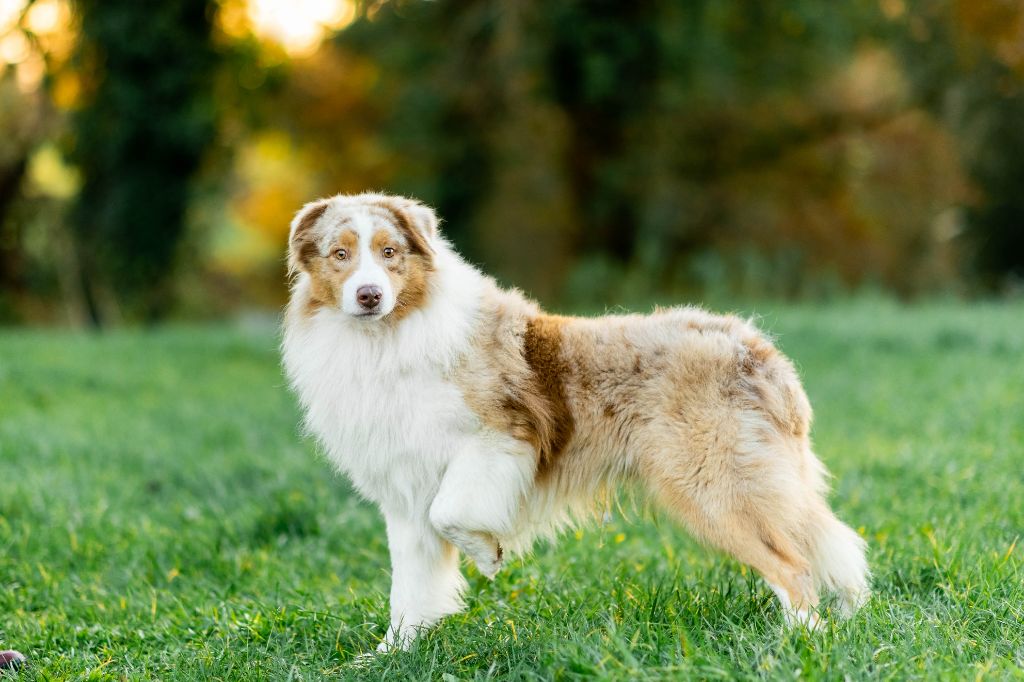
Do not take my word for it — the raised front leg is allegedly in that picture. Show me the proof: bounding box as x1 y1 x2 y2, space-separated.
428 444 535 579
379 512 467 651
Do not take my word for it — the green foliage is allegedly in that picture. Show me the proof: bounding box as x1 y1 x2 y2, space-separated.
1 300 1022 679
67 0 217 324
965 93 1024 285
5 0 1024 322
328 0 997 302
893 0 1024 287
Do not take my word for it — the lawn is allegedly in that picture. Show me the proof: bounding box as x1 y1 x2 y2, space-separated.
1 299 1022 680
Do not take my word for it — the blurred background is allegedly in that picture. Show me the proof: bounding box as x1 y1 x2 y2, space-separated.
0 0 1022 326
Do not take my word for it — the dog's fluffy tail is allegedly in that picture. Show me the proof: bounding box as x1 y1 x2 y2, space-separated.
806 506 870 616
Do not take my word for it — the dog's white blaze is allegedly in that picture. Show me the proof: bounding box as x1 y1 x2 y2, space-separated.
340 210 396 317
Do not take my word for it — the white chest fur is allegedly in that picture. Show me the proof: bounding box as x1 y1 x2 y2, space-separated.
281 251 485 516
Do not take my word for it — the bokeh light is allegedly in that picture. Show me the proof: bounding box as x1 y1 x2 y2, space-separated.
246 0 355 56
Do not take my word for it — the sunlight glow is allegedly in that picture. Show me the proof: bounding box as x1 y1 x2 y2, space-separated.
0 30 29 63
24 0 63 35
0 0 72 92
0 0 26 34
247 0 356 57
15 49 43 89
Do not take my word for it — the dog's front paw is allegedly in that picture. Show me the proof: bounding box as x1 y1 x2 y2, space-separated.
349 630 405 665
378 626 416 652
475 542 504 579
351 650 379 667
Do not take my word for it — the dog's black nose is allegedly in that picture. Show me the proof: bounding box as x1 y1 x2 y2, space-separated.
356 285 383 310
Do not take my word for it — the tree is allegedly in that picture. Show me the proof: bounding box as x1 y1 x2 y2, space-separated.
894 0 1024 290
68 0 217 324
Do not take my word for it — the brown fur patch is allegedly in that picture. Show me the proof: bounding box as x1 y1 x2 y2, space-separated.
742 336 778 373
458 307 578 479
519 316 576 476
390 259 432 321
334 229 359 257
289 202 329 271
303 229 358 313
370 229 393 254
730 332 811 438
371 201 434 257
366 227 434 321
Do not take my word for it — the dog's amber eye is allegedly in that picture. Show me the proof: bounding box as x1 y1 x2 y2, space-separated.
382 247 396 258
333 249 348 261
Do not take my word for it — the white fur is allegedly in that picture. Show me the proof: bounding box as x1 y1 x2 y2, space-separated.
340 211 397 318
808 514 871 616
767 582 822 630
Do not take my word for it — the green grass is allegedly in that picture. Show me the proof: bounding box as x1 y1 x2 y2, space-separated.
1 299 1023 680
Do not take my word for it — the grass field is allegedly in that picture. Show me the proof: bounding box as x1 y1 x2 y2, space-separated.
1 299 1022 680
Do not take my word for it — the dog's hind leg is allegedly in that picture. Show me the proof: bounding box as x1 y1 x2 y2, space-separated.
429 442 534 579
644 439 829 627
687 503 823 627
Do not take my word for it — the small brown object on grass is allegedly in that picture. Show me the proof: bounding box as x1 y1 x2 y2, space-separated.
0 650 26 673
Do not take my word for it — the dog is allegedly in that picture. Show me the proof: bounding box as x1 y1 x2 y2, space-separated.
281 192 869 652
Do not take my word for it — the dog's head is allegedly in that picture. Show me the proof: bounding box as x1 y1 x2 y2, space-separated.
288 193 438 322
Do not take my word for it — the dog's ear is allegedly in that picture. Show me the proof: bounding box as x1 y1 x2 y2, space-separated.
395 198 439 241
288 199 330 274
376 196 438 255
